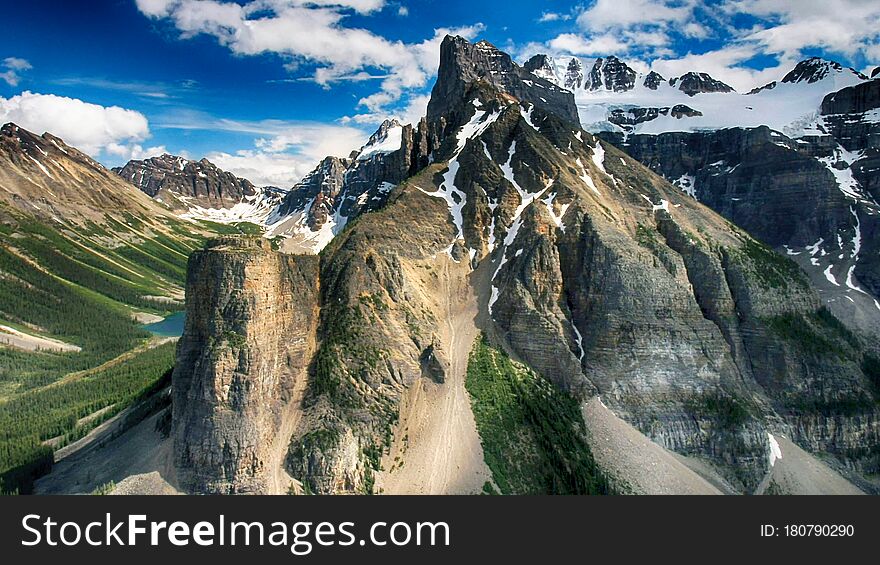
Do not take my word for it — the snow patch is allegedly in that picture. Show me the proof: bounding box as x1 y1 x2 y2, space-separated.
768 433 783 467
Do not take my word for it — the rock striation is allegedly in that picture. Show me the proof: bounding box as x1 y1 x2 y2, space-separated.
172 37 880 494
172 237 319 493
114 154 256 209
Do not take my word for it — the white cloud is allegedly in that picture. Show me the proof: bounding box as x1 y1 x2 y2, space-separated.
157 111 371 186
106 142 170 161
576 0 694 32
539 12 571 23
0 91 151 156
548 33 629 56
651 46 795 91
1 57 32 87
3 57 31 71
137 0 483 116
204 150 320 188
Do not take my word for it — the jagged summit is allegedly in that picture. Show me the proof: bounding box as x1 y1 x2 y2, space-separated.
669 71 735 96
781 56 867 84
428 35 579 124
587 56 637 92
357 118 404 160
523 54 557 82
114 152 256 206
643 70 665 90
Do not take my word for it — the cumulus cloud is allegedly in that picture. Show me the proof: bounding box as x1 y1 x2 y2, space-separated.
1 57 32 86
576 0 694 32
136 0 483 117
0 91 151 155
106 142 171 161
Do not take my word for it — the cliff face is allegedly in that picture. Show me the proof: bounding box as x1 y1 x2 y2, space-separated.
172 237 319 493
171 37 880 494
600 125 880 331
428 36 579 125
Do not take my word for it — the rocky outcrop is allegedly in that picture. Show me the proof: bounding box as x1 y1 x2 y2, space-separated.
428 36 579 125
643 71 665 90
114 154 256 208
669 72 735 96
172 237 319 493
586 56 637 92
783 57 866 85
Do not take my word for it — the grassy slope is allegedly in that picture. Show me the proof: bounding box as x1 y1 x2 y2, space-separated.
465 335 609 495
0 205 260 493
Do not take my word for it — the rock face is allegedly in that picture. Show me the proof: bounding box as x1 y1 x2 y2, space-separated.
586 56 637 92
428 36 579 125
783 57 867 85
0 122 175 222
172 237 319 493
643 71 665 90
114 154 256 208
273 117 440 253
173 36 880 494
669 72 735 96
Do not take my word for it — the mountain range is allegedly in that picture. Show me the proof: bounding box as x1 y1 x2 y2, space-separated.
2 36 879 496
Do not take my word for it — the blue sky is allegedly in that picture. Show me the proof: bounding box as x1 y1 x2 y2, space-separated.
1 0 878 186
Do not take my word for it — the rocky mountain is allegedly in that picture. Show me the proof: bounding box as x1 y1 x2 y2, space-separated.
170 37 879 496
0 123 176 222
530 53 866 134
575 62 880 337
113 153 257 208
518 50 879 337
670 71 735 96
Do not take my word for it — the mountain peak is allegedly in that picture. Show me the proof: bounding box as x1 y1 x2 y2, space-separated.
669 71 735 96
357 118 404 160
114 152 255 204
781 56 867 84
586 56 637 92
427 35 579 125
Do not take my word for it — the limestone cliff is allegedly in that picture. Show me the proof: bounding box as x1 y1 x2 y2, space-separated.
172 237 319 493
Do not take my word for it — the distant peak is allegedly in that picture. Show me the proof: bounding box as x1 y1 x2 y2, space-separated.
781 57 867 84
669 72 735 96
643 70 666 90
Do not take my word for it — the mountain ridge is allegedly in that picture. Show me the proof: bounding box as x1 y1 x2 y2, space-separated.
167 36 879 495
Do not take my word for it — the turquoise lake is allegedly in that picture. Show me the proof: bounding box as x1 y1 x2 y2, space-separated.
142 311 186 337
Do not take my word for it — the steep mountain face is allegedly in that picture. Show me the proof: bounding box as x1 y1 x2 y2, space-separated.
173 237 319 493
521 50 879 339
114 154 257 208
172 37 879 495
429 37 579 125
595 73 880 337
270 118 439 253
